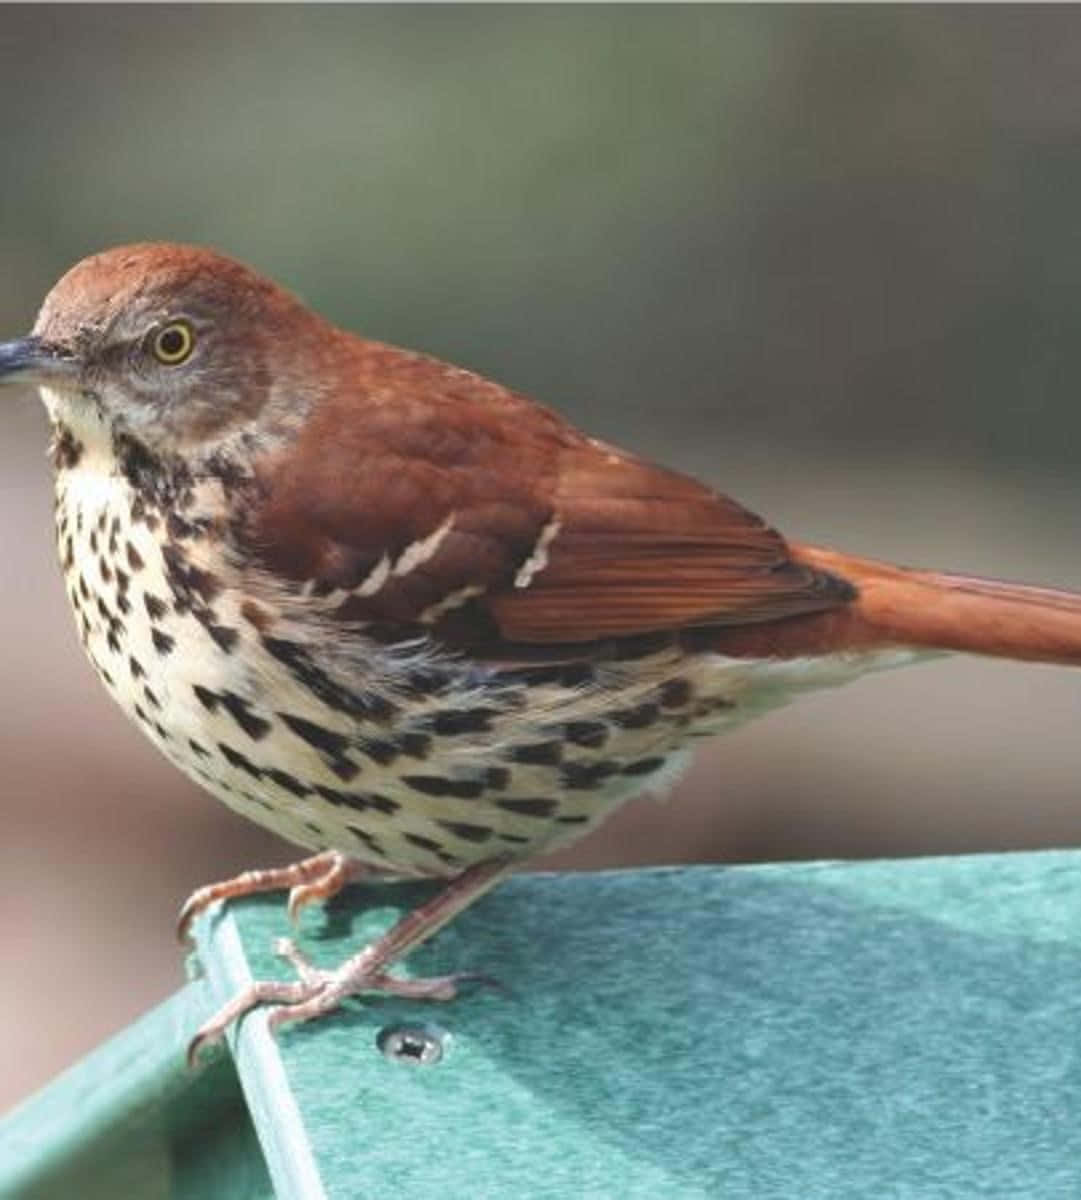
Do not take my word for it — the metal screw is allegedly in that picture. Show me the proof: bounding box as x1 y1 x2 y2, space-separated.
377 1023 447 1066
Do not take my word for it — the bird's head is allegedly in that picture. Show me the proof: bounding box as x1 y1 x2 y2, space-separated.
0 243 331 459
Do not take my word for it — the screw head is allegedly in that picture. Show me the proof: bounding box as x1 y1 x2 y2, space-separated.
377 1023 448 1066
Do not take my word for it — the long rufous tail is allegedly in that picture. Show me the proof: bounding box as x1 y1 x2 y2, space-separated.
709 543 1081 667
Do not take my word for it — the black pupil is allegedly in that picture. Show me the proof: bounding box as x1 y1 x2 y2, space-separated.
159 328 185 357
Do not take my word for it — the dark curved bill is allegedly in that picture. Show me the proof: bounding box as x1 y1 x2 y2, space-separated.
0 337 76 386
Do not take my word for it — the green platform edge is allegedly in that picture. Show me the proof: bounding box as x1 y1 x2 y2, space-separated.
5 852 1081 1198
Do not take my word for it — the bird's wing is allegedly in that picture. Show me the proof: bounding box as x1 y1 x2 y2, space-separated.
248 348 850 644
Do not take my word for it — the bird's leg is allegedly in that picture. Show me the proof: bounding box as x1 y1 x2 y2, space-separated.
187 856 513 1065
177 849 388 942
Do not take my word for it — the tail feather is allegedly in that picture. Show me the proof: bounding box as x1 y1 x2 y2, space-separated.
791 543 1081 667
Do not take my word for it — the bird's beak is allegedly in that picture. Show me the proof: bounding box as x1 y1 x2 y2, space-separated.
0 336 78 387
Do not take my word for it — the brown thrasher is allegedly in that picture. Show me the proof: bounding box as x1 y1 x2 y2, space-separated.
3 243 1081 1062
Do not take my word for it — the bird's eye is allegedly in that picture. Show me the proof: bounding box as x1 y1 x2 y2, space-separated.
150 321 195 366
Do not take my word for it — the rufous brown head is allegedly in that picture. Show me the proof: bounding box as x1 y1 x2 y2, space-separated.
0 242 331 457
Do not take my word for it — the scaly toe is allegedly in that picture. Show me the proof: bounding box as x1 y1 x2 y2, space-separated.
186 977 321 1068
273 937 325 984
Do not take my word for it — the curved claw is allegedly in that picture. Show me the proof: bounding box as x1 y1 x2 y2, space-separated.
177 851 369 944
186 977 315 1068
285 853 364 924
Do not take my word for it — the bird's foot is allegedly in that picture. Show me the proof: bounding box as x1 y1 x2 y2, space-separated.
177 849 386 942
186 856 513 1067
187 938 489 1066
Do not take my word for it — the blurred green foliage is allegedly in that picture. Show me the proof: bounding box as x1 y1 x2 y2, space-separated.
4 6 1081 467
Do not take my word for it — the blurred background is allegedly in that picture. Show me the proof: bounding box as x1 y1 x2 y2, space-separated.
3 6 1081 1112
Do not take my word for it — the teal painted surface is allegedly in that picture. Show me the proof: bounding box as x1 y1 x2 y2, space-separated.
0 983 272 1200
7 854 1081 1197
197 852 1081 1199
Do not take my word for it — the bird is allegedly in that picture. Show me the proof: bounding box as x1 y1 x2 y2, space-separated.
4 242 1081 1064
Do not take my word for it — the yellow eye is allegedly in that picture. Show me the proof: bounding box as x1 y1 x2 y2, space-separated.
151 321 194 365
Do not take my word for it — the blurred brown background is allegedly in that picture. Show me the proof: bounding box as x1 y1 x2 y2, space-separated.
3 6 1081 1113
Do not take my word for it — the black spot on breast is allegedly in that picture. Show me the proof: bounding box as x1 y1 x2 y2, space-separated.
126 543 145 571
496 797 557 818
402 666 452 696
359 739 398 766
279 713 349 756
116 595 131 616
100 667 114 687
193 684 219 712
657 686 691 710
79 576 90 601
144 593 167 620
347 826 387 857
51 427 84 469
277 717 359 781
219 691 271 740
499 833 531 845
162 544 222 605
188 739 210 758
315 785 358 808
485 766 510 790
557 814 591 825
151 628 175 656
401 775 484 800
167 511 196 540
564 721 608 749
106 628 122 655
612 702 660 730
404 832 442 852
561 760 618 789
328 756 360 782
623 756 667 777
218 742 263 779
397 732 432 759
261 637 396 721
437 820 493 843
97 557 111 583
207 624 239 653
115 435 195 518
426 708 495 736
265 768 310 797
510 740 563 766
142 686 161 711
89 529 98 554
62 537 74 571
115 568 130 595
315 787 399 815
204 449 249 493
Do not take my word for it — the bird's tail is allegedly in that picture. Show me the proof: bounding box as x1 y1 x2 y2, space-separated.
784 543 1081 667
